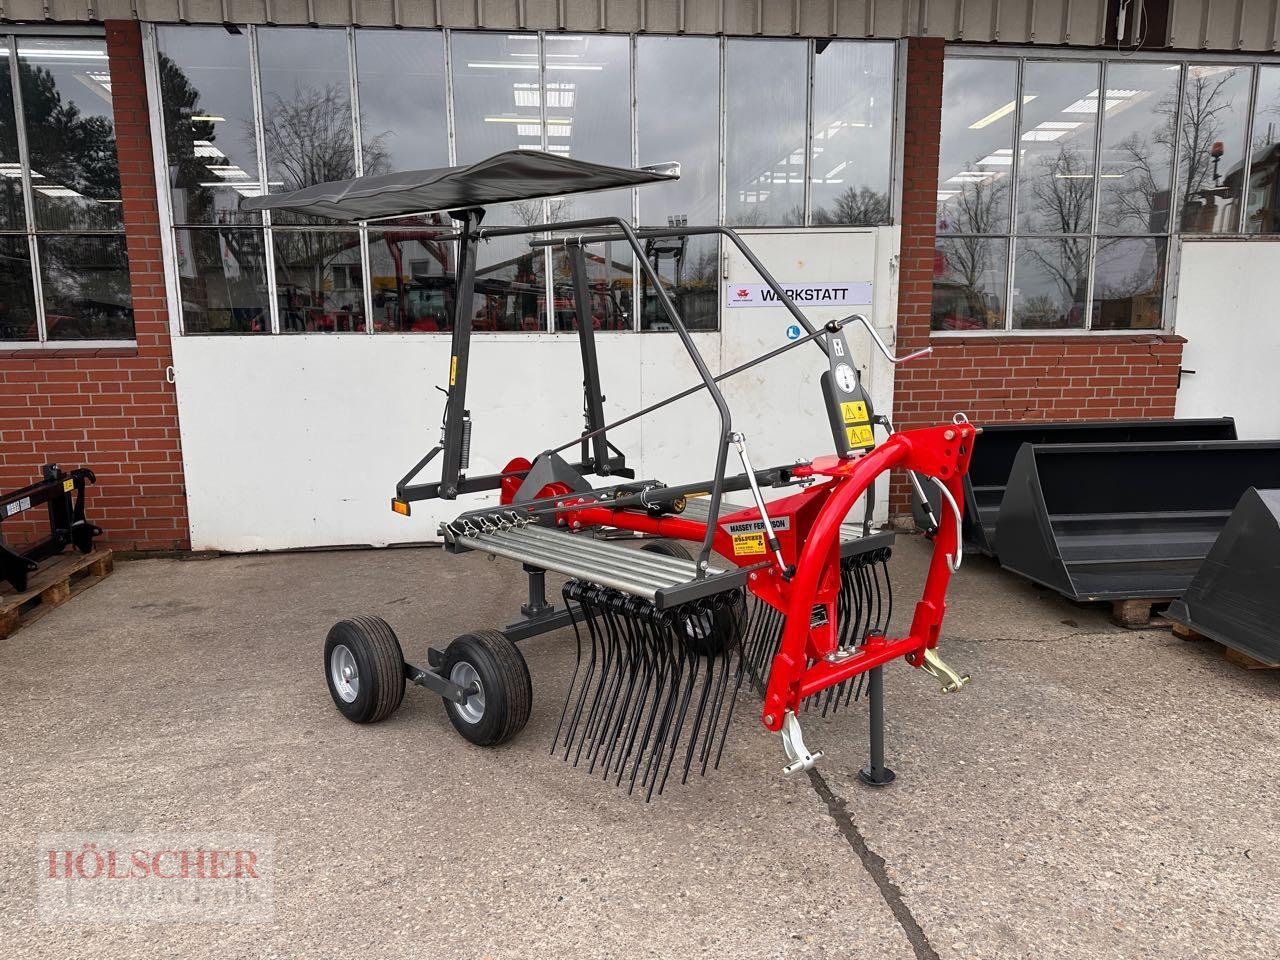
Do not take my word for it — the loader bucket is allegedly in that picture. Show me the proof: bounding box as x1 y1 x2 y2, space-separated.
995 440 1280 602
911 418 1237 556
1166 488 1280 667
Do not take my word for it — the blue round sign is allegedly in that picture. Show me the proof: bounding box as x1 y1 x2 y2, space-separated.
785 324 802 341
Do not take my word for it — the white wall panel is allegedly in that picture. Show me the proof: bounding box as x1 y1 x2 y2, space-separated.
172 228 900 551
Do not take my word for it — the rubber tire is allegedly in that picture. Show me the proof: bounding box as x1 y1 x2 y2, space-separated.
440 630 532 747
324 616 406 724
641 540 739 656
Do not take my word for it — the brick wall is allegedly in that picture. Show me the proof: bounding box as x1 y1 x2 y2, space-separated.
889 35 1185 515
0 21 188 551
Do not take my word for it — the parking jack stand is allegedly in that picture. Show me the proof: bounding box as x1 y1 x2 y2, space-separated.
857 666 896 787
520 563 552 618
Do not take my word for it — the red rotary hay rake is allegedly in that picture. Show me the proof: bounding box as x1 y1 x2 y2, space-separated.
244 151 977 798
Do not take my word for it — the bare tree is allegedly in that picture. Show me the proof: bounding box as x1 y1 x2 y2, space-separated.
811 186 891 226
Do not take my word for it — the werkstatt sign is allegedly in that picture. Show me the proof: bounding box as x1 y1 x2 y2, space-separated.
725 281 873 309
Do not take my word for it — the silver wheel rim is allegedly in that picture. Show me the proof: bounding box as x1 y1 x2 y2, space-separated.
450 662 485 724
331 644 359 703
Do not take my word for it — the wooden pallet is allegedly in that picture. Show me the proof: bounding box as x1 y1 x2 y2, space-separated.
1110 596 1176 629
1172 621 1280 671
0 548 113 640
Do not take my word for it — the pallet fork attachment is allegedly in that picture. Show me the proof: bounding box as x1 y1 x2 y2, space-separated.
0 465 101 593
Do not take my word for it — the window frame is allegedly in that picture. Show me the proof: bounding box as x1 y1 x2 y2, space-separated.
935 45 1280 337
0 28 134 350
146 26 900 339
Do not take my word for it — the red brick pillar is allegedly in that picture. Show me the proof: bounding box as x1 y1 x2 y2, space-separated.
889 36 945 516
0 22 190 551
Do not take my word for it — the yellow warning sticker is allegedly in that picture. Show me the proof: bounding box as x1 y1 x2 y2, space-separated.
846 424 875 448
841 400 869 424
62 478 74 492
732 532 767 556
449 356 458 386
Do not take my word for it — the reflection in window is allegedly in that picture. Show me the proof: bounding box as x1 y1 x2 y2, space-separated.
1177 64 1251 234
1096 63 1180 234
18 38 122 231
636 36 718 226
473 235 546 332
0 49 25 230
258 28 354 224
0 237 37 340
38 235 133 340
174 228 270 334
932 237 1008 331
355 31 448 174
810 41 894 226
367 223 455 333
936 58 1017 236
272 229 365 333
1245 66 1280 234
1011 237 1089 329
550 243 633 332
1015 61 1100 235
639 233 718 332
451 32 541 163
725 39 806 226
1092 237 1166 329
157 27 260 225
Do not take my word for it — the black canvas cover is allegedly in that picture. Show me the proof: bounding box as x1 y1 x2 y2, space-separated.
240 150 677 222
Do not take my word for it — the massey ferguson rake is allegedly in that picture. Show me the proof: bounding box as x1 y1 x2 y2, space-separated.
243 151 978 796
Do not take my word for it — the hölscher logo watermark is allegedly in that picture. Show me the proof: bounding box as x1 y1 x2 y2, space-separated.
38 833 273 922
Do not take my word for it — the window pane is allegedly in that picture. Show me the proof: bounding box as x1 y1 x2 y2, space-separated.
1015 61 1101 235
0 237 37 340
810 41 894 226
639 233 718 332
636 36 718 226
725 40 805 226
1092 237 1167 330
451 32 541 162
1245 65 1280 234
1096 63 1180 234
0 49 25 229
550 242 634 332
258 28 354 225
38 235 133 340
1011 237 1089 329
367 222 455 333
1177 64 1251 234
473 236 547 332
18 39 122 231
174 227 270 334
932 237 1008 331
937 58 1017 236
157 26 260 225
355 30 448 174
272 229 365 333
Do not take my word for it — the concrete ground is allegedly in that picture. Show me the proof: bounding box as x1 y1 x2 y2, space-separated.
2 535 1278 959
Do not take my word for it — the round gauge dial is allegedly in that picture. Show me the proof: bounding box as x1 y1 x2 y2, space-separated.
834 362 858 393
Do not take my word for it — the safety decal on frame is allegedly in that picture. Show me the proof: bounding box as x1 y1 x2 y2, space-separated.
449 356 457 386
732 532 767 556
846 425 875 448
62 478 74 493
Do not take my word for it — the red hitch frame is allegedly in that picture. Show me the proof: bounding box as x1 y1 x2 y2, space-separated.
561 420 976 732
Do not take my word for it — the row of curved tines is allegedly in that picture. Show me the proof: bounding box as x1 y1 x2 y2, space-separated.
741 547 894 718
553 580 747 801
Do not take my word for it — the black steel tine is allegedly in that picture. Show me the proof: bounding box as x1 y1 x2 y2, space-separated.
573 593 619 766
629 613 675 795
680 634 720 785
551 585 586 753
598 604 646 777
700 596 742 775
561 590 602 759
712 600 750 770
642 618 687 801
615 609 661 787
657 632 702 796
583 601 629 767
